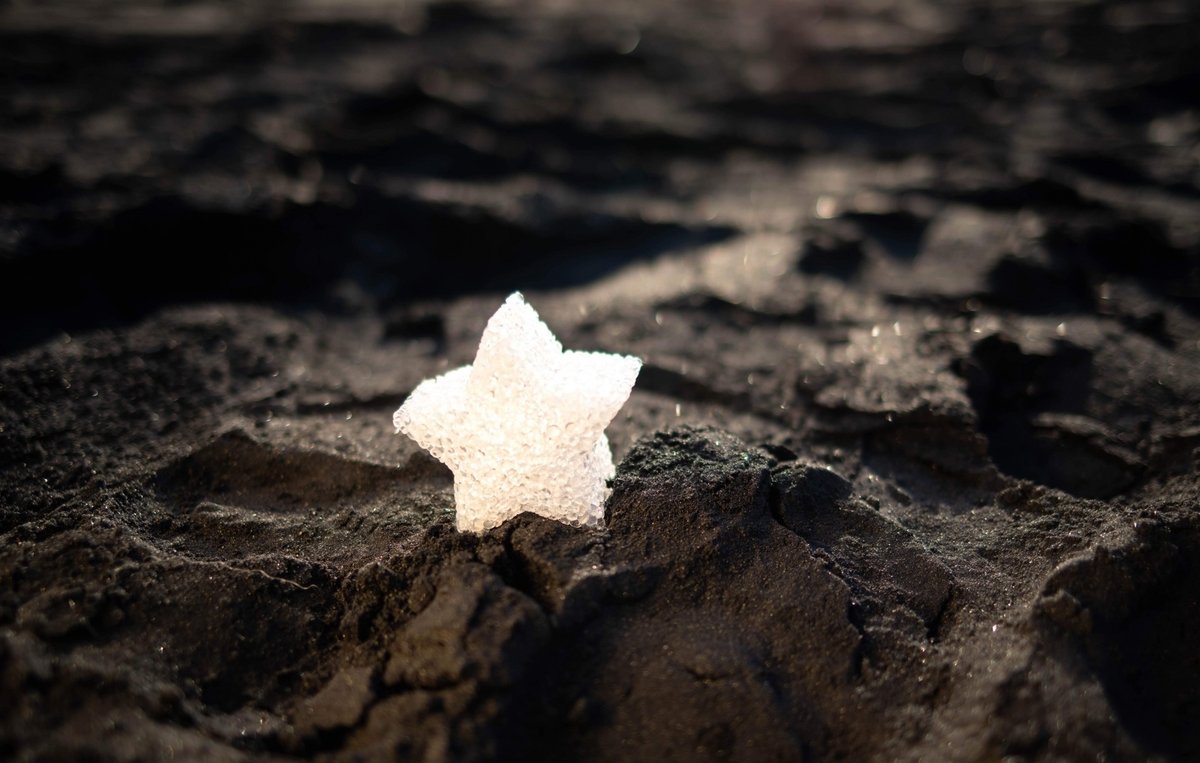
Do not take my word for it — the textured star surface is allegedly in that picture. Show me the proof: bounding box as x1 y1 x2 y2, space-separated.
394 293 642 533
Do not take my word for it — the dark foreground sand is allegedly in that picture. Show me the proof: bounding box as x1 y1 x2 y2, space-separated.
1 0 1198 760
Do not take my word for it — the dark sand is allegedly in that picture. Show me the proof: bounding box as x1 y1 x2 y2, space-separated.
2 0 1199 760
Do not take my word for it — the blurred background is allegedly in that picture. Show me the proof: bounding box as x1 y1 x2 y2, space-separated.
2 0 1197 354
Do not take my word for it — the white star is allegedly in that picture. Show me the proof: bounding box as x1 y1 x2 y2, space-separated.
394 293 642 533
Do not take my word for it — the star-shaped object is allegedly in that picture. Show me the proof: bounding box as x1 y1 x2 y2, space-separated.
394 293 642 533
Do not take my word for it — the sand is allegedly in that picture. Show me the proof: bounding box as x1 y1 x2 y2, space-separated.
1 0 1198 760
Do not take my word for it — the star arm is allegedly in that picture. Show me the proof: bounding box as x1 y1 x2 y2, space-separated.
557 350 642 429
393 365 472 469
468 292 563 400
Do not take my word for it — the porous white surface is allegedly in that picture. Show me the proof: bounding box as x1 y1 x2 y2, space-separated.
394 293 642 533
